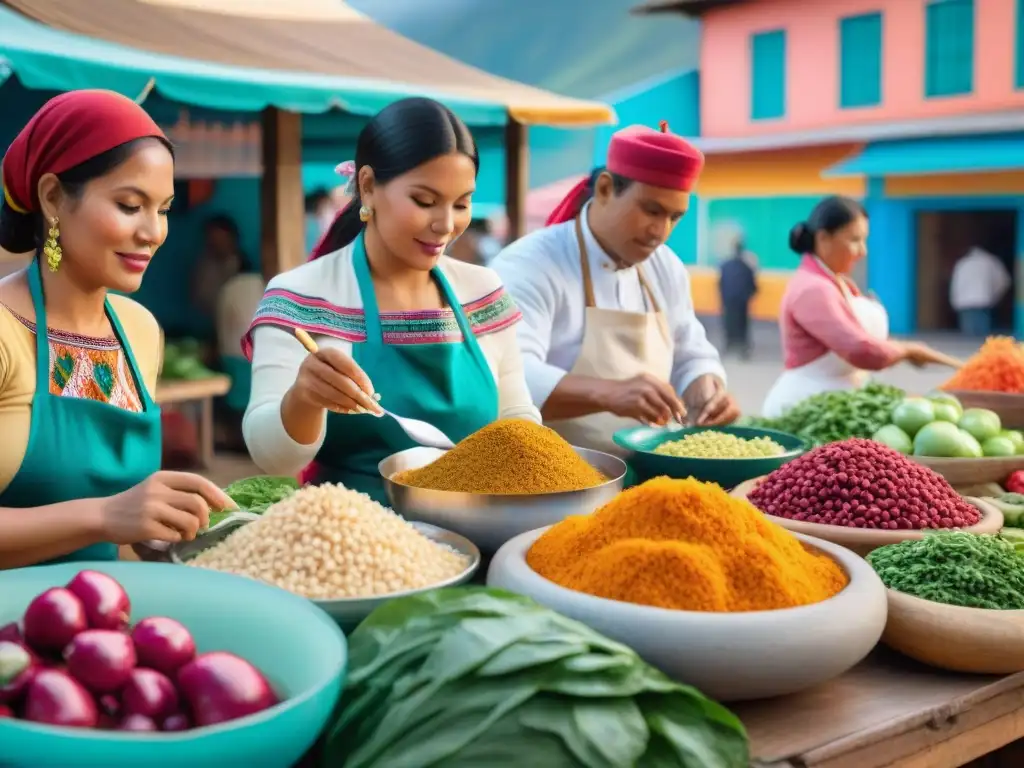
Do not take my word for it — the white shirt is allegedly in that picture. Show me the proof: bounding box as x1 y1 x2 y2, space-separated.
242 244 541 476
950 247 1011 311
491 206 726 408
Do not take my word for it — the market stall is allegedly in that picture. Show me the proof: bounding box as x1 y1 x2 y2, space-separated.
1 0 616 262
154 376 232 468
6 340 1024 766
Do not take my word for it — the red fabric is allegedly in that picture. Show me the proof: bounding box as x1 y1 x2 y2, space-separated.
545 122 704 226
2 90 166 215
543 176 590 226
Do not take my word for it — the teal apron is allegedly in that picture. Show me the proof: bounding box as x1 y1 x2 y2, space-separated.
305 235 499 503
0 261 162 565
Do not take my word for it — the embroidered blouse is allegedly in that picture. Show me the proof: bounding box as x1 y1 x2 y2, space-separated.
241 244 542 476
0 295 161 493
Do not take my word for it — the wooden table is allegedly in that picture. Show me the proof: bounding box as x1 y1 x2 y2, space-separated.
155 375 231 468
738 648 1024 767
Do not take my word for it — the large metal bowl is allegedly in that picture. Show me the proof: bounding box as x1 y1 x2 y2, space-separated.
172 516 480 632
378 445 627 553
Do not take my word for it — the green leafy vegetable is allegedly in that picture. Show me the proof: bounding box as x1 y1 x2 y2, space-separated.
207 475 300 528
323 588 748 768
743 382 905 447
161 338 218 381
867 532 1024 610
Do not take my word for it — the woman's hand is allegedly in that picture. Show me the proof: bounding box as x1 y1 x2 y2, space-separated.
900 342 943 368
101 471 236 546
291 347 383 416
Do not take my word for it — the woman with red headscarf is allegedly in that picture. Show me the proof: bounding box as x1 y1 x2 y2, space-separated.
0 90 232 569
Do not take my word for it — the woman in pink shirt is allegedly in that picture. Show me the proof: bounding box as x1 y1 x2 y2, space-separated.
762 196 941 418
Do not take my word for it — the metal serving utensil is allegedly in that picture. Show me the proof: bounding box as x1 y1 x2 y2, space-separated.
293 328 455 450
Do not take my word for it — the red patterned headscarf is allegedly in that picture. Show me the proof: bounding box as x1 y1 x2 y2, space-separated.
2 90 167 216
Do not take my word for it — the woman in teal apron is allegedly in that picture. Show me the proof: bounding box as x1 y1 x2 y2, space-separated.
299 232 499 500
242 98 540 504
0 90 231 569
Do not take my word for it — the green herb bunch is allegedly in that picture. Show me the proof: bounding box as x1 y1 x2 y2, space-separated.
867 532 1024 610
746 382 905 447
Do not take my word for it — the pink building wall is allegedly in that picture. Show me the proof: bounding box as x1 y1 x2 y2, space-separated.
700 0 1022 138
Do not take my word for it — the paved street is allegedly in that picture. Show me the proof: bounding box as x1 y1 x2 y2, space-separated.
704 318 988 417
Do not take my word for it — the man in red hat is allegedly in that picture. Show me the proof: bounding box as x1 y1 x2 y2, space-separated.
492 123 739 455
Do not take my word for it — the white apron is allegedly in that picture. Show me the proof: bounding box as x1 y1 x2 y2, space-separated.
545 218 674 456
762 260 889 419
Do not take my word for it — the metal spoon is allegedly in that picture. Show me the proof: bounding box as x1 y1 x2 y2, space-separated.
293 328 456 450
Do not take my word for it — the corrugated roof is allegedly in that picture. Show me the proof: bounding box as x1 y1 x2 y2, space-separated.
0 0 615 125
694 110 1024 154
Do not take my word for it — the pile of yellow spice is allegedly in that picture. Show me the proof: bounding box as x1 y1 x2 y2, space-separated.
391 419 607 495
527 477 848 612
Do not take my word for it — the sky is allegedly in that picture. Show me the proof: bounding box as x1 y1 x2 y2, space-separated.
345 0 701 99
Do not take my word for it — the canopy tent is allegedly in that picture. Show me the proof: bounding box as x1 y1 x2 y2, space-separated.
0 5 514 125
0 0 616 273
1 0 614 126
2 9 525 125
824 134 1024 178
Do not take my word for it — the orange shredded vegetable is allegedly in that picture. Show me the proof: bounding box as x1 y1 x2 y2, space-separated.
942 337 1024 393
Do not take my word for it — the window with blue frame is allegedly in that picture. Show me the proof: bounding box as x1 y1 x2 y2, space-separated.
924 0 974 98
750 30 786 120
839 12 883 108
1017 0 1024 87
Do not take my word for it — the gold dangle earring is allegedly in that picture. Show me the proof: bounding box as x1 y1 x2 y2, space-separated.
358 205 373 223
43 218 62 273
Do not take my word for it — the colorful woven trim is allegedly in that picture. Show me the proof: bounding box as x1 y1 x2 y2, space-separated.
241 286 521 360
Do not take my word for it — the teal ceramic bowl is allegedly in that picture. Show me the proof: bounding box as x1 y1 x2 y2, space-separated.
0 562 346 768
613 425 808 489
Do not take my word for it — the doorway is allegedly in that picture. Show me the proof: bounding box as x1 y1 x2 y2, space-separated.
915 209 1017 332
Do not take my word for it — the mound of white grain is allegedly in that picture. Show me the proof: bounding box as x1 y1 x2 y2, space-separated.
187 482 470 600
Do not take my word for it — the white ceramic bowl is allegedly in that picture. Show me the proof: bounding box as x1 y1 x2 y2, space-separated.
487 528 887 702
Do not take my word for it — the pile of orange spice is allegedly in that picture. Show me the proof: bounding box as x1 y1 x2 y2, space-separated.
392 419 607 495
943 337 1024 393
527 477 848 613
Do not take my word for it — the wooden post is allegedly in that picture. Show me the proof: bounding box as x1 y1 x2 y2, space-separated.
504 118 529 240
260 108 304 281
